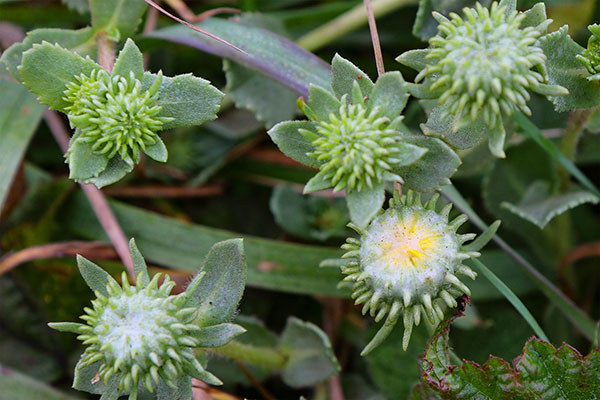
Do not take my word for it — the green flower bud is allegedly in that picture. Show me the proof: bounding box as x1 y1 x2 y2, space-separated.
339 191 479 354
303 97 404 192
576 24 600 81
50 270 219 400
63 69 173 166
400 1 568 157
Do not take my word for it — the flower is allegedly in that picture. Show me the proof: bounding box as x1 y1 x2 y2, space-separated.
576 24 600 81
63 69 173 166
339 191 479 354
398 1 568 157
301 98 405 192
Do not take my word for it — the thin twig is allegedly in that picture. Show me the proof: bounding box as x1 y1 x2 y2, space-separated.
0 241 116 276
164 0 240 22
233 360 278 400
43 111 135 279
364 0 385 76
143 0 248 56
103 185 224 198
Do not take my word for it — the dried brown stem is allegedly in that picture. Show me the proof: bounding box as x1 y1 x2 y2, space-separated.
364 0 385 76
43 111 135 279
103 185 224 198
233 360 279 400
0 241 116 276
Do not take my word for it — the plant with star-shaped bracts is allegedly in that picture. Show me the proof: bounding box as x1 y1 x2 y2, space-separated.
17 38 223 188
397 0 568 158
269 54 460 228
577 24 600 82
332 190 483 355
48 238 247 400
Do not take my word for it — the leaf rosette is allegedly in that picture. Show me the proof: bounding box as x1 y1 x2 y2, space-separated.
269 54 460 227
49 239 247 400
17 39 223 187
398 1 568 157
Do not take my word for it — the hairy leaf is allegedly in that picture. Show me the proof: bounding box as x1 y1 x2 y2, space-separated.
90 0 146 39
346 184 385 228
412 0 492 41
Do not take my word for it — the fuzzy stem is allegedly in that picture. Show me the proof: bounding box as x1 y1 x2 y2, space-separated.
210 341 286 370
96 31 115 72
296 0 418 52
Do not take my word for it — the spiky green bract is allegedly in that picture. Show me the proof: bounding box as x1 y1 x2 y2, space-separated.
50 270 221 400
304 97 404 192
398 2 568 157
576 24 600 82
64 69 173 166
340 191 479 355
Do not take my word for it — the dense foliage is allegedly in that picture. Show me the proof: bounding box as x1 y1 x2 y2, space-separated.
0 0 599 399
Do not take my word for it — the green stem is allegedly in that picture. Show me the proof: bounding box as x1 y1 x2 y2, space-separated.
558 109 594 190
210 341 287 370
296 0 418 52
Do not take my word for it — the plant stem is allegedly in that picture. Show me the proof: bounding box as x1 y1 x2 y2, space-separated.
296 0 418 52
210 341 287 370
558 108 594 189
364 0 385 76
96 31 115 73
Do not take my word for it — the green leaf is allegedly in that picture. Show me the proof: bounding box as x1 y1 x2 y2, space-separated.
0 364 81 400
84 156 133 188
145 17 331 98
143 137 168 163
269 185 349 242
423 105 487 150
224 59 299 129
185 239 247 326
191 323 247 347
111 38 143 80
18 42 102 111
412 0 492 41
66 140 109 181
421 314 600 398
469 259 549 341
143 73 223 131
303 171 332 193
1 27 96 82
368 71 409 120
513 112 600 199
73 360 115 395
47 322 85 333
129 238 149 285
90 0 147 39
62 0 90 14
0 80 44 215
395 49 429 72
396 135 460 193
156 376 192 400
308 84 341 121
63 193 346 297
268 120 319 168
463 220 501 252
346 184 385 228
76 255 113 296
279 317 340 388
331 53 374 98
501 181 599 229
498 0 516 14
539 26 600 111
520 3 548 29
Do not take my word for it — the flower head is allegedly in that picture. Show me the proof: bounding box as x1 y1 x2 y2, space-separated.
64 69 173 166
302 98 405 192
576 24 600 81
398 2 568 157
52 271 217 399
339 191 479 354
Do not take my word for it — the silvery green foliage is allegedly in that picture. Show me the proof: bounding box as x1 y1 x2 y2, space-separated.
17 39 223 188
268 54 459 228
338 191 479 355
49 239 247 400
397 1 567 157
